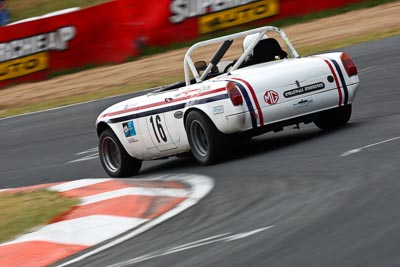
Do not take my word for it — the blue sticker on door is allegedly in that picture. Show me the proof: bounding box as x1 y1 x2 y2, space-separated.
123 121 136 137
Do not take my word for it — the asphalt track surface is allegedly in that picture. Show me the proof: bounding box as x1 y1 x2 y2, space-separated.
1 36 400 267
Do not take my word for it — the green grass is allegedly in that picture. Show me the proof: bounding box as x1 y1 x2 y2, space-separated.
0 190 79 243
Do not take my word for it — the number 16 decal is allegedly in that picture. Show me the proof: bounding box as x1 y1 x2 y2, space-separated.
149 115 168 143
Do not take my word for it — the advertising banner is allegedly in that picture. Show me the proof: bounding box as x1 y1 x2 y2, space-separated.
129 0 361 48
197 0 279 34
0 1 140 88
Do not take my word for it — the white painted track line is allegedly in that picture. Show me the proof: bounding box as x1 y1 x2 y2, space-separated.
80 187 189 205
1 215 148 247
48 178 112 192
340 136 400 157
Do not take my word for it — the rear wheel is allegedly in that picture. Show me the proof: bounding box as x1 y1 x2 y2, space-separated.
314 105 352 130
185 111 226 165
99 129 142 177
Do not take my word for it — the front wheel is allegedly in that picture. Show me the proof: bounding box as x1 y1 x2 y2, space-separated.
99 129 142 177
314 105 352 131
185 111 226 165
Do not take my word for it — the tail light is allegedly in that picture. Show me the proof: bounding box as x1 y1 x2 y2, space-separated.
341 52 358 77
226 82 243 106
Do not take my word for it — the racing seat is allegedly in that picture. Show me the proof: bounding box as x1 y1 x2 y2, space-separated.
244 38 288 66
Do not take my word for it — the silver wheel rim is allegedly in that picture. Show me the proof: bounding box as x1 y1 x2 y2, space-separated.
101 136 121 172
190 120 208 157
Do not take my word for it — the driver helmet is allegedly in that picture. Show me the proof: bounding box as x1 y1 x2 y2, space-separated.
243 33 268 57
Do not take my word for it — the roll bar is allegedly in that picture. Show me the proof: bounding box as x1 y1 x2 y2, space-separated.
183 26 299 86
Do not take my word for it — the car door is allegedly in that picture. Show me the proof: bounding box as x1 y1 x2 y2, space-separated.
145 113 177 151
137 90 180 152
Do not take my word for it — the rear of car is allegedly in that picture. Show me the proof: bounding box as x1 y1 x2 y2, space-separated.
216 51 359 134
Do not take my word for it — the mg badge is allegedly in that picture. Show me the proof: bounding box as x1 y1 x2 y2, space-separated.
264 90 279 105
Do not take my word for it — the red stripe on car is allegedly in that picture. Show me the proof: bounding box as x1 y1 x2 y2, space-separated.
322 59 343 106
101 87 226 118
231 78 264 126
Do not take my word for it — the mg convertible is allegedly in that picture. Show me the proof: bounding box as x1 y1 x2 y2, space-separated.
96 26 360 177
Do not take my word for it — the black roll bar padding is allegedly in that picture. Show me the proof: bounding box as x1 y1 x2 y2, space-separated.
210 40 233 66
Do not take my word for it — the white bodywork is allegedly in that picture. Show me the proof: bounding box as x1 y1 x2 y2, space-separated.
96 26 360 161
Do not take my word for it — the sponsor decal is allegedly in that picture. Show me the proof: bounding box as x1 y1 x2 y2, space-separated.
174 92 183 98
123 121 138 143
200 84 212 92
124 103 138 110
169 0 279 34
264 90 279 105
123 121 137 137
127 138 139 144
293 98 313 109
0 26 76 81
213 105 224 115
283 82 325 98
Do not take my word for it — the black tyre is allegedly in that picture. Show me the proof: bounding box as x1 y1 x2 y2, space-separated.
314 105 352 131
99 129 142 177
185 110 226 165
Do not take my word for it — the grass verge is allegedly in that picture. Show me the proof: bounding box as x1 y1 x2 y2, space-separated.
0 190 79 243
299 27 400 55
0 75 182 118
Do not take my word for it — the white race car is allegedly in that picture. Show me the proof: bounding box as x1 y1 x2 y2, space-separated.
96 26 360 177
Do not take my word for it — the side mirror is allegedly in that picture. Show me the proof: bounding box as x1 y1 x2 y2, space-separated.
195 61 207 72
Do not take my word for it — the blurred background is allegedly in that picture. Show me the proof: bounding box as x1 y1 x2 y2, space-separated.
1 1 400 266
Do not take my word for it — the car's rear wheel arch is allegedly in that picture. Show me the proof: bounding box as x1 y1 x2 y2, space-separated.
184 108 213 132
185 109 229 165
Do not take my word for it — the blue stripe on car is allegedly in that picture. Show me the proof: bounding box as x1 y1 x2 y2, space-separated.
109 94 229 123
331 59 349 105
231 81 257 129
